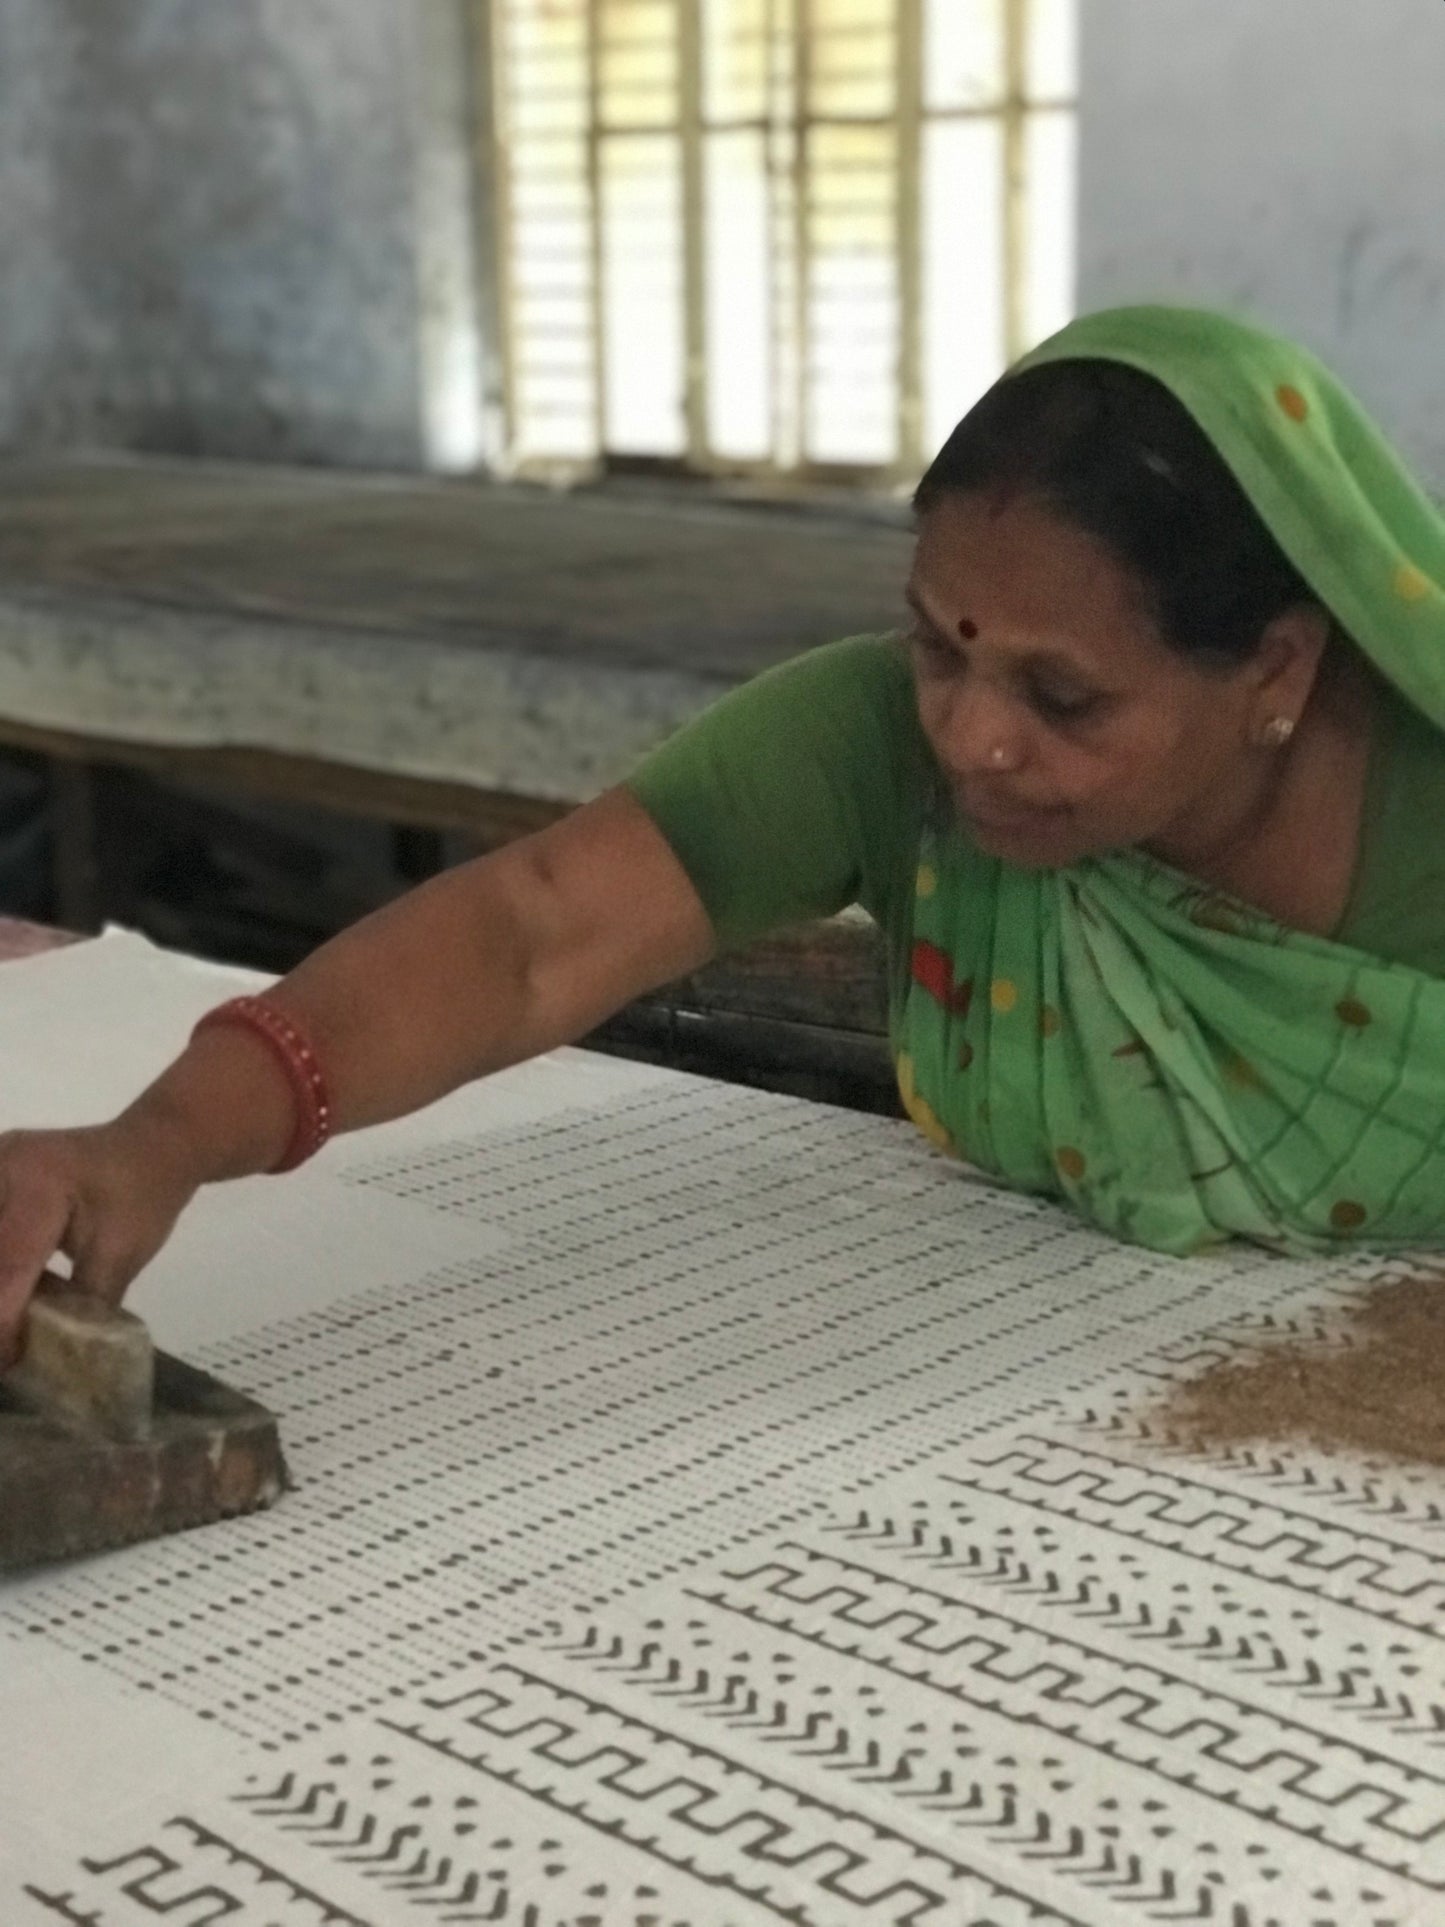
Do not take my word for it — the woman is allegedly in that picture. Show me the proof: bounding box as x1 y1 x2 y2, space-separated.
3 304 1444 1358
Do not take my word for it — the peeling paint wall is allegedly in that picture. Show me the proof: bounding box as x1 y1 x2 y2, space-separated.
0 0 478 469
1079 0 1445 488
0 1 68 453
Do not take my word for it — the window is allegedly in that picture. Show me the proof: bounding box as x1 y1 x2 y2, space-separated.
488 0 1076 483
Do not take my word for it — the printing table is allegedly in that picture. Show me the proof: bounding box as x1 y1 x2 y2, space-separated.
0 460 910 1103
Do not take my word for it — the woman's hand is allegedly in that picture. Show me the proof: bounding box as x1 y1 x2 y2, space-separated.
0 1114 202 1367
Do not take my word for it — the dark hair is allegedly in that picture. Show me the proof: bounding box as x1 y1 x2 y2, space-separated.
913 359 1324 662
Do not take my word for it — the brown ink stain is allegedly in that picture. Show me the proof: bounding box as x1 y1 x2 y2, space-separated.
1150 1273 1445 1466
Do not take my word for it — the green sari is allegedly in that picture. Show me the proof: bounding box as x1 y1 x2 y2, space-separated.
896 306 1445 1255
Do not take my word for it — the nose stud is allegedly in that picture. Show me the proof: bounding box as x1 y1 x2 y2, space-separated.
989 745 1009 768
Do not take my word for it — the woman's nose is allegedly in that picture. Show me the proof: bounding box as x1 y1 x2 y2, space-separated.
928 680 1025 777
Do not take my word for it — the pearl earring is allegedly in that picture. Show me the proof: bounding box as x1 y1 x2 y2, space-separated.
1261 715 1296 748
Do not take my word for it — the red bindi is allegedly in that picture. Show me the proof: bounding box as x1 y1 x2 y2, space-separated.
957 617 979 641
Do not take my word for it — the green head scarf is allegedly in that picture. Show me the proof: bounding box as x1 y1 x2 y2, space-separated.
894 305 1445 1256
1016 304 1445 725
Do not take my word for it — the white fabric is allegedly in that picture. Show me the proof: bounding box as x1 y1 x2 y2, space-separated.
1 931 1435 1923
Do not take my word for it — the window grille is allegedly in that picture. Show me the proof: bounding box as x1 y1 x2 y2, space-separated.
489 0 1076 483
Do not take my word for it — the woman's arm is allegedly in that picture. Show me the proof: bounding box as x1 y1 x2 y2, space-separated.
0 788 715 1346
141 786 715 1167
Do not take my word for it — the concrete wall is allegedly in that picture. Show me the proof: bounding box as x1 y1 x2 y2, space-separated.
1079 0 1445 488
0 0 482 469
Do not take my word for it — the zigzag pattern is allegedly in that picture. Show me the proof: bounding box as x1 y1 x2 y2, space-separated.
942 1456 1445 1626
688 1563 1445 1889
717 1555 1440 1800
385 1674 1072 1926
36 1826 370 1927
549 1619 1240 1920
77 1846 239 1925
965 1448 1445 1583
233 1775 514 1920
1053 1422 1445 1542
820 1512 1444 1741
1071 1408 1445 1534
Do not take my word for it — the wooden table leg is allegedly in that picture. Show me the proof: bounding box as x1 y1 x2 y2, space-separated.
49 759 103 935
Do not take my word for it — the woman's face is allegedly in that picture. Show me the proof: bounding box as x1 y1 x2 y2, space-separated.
906 491 1286 869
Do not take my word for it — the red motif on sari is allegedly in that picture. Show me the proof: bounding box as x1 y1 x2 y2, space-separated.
911 939 974 1016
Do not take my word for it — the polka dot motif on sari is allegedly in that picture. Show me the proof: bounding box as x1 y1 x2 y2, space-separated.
896 1053 953 1155
1330 1200 1368 1233
1394 562 1432 604
1276 383 1309 423
991 978 1018 1014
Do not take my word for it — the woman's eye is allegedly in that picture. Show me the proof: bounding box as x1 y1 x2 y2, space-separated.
1030 682 1101 723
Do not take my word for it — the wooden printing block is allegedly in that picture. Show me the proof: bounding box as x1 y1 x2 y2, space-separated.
0 1283 287 1572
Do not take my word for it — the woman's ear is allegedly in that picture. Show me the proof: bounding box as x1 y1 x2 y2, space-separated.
1247 602 1334 733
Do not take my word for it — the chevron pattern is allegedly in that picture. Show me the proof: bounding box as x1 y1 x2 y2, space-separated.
822 1504 1445 1740
229 1770 532 1923
544 1617 1238 1917
380 1669 1071 1926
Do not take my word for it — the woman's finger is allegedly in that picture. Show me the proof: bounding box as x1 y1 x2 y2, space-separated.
0 1179 72 1367
68 1235 147 1307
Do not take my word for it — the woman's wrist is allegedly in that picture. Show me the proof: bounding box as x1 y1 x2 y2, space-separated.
116 1027 299 1189
192 997 333 1172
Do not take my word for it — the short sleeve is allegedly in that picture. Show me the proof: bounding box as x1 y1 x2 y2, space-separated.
624 633 929 951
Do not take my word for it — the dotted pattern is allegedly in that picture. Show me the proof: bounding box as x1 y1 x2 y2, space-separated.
1 1081 1360 1755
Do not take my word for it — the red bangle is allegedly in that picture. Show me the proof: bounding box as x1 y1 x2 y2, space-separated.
192 996 333 1173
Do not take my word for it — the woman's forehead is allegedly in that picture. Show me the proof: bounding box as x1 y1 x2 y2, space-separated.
914 491 1133 590
909 496 1168 663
